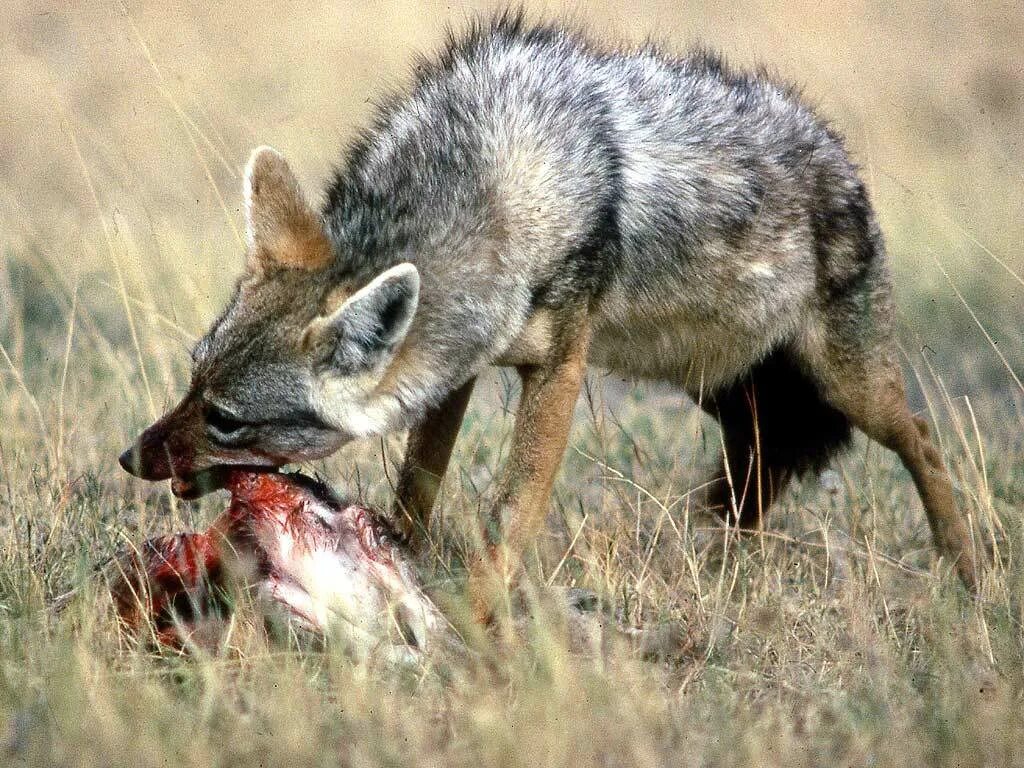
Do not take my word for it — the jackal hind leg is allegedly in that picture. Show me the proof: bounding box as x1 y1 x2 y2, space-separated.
468 310 590 625
805 341 979 591
392 378 476 550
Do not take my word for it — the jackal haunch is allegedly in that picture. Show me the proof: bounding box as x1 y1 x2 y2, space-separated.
120 13 979 605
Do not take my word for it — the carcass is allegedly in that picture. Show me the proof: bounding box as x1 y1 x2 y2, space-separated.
108 471 451 663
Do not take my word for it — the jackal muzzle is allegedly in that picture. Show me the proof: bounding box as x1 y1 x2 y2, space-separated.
119 393 278 499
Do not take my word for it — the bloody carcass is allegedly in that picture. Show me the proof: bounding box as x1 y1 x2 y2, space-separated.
108 471 450 661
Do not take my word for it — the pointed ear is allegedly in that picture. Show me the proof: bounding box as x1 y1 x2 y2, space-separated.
302 263 420 374
243 146 332 272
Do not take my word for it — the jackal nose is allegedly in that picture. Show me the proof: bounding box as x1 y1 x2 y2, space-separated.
118 446 137 475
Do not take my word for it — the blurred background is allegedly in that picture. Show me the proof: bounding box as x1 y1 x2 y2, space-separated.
1 0 1021 476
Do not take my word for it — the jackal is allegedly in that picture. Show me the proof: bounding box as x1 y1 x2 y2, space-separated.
120 12 979 606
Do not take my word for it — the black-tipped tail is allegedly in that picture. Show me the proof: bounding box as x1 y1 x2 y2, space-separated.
704 346 851 525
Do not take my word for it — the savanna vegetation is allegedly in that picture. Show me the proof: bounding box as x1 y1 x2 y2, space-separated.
1 1 1022 765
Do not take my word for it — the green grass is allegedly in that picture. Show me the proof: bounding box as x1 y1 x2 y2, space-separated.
2 1 1023 765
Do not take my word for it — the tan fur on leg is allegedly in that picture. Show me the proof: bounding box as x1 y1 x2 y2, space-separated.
393 378 476 549
899 414 978 590
469 309 591 624
820 365 978 591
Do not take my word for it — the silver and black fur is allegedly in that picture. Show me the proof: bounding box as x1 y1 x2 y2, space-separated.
121 12 979 599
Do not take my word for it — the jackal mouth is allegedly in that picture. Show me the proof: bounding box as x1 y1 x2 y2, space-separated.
171 465 277 500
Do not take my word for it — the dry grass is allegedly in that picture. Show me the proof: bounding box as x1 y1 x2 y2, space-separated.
1 1 1023 765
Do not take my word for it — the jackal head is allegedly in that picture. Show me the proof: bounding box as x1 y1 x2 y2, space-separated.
119 147 419 498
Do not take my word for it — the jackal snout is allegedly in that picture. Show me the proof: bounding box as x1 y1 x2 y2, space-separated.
118 393 259 498
120 400 200 482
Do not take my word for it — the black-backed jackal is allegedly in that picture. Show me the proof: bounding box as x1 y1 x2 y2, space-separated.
121 13 979 619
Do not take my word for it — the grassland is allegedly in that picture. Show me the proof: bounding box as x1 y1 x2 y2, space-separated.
1 1 1023 765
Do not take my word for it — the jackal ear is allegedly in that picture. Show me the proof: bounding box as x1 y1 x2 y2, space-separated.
243 146 332 272
302 263 420 374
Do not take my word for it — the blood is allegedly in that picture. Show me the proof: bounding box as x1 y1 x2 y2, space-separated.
109 531 225 649
108 470 399 649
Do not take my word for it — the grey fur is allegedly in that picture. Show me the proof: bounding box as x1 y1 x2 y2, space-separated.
174 11 889 473
122 12 979 590
318 13 887 409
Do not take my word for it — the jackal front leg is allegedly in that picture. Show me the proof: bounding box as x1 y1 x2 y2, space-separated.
393 378 476 550
469 312 590 624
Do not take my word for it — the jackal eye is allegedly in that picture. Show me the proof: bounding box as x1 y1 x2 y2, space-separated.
205 404 248 438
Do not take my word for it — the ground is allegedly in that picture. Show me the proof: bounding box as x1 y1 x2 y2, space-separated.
1 1 1023 766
